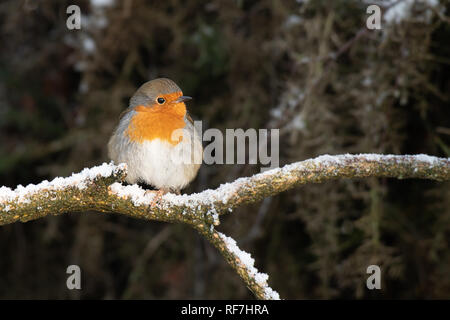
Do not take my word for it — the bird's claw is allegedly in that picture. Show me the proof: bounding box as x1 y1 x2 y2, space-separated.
146 189 169 207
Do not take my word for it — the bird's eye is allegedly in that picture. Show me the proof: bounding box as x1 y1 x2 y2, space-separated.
157 97 165 104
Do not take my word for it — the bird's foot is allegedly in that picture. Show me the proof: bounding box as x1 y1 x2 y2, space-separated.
146 188 170 207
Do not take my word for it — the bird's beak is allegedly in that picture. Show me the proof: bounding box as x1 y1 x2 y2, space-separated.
174 96 192 103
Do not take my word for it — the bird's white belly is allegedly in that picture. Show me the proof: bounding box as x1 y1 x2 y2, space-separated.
122 138 202 190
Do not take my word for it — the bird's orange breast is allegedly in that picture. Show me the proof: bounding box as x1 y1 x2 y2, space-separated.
126 102 187 145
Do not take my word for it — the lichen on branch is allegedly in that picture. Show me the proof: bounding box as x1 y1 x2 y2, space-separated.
0 153 449 299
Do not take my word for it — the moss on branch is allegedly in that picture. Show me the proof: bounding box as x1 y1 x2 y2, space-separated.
0 153 449 300
0 154 449 226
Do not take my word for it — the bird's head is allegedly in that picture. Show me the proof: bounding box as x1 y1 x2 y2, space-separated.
129 78 191 112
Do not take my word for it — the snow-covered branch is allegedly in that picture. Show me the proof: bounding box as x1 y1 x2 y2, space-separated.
196 226 280 300
0 153 449 299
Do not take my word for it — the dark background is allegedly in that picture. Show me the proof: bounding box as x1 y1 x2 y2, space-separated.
0 0 449 299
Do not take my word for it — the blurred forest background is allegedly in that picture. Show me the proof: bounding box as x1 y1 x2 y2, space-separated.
0 0 449 299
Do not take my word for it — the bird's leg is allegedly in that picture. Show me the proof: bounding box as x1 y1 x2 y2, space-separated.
145 188 170 207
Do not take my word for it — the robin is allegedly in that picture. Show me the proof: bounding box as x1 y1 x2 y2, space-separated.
108 78 203 194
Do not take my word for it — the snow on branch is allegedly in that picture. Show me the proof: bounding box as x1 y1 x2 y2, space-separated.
1 153 448 226
0 153 449 299
197 227 280 300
